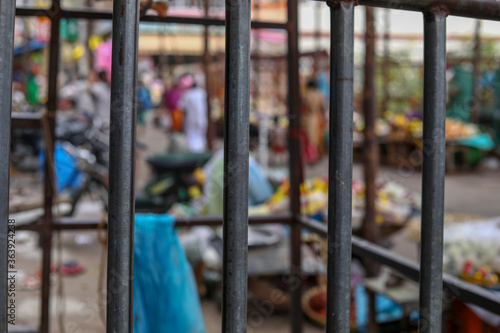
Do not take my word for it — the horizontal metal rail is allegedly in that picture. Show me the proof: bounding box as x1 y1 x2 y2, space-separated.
16 214 293 230
299 216 500 316
313 0 500 20
14 7 287 29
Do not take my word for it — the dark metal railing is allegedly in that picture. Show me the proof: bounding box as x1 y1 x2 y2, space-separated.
0 0 16 332
106 0 140 330
222 0 252 331
326 2 355 332
2 0 500 332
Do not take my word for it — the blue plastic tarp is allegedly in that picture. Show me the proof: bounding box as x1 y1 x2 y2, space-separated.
133 214 206 333
450 133 495 151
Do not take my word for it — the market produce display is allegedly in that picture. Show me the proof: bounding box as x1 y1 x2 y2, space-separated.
250 177 420 231
354 110 484 143
441 218 500 288
382 111 481 142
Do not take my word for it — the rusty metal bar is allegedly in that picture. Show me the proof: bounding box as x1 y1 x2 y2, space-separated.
381 9 390 114
15 7 287 29
471 20 482 123
20 0 500 21
287 0 303 330
106 0 140 330
15 214 294 231
203 5 215 150
310 0 500 20
360 0 500 20
361 7 380 277
419 7 448 333
0 0 16 329
40 1 61 330
326 1 355 332
222 0 251 331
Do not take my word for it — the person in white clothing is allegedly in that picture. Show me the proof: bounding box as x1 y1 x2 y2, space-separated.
178 76 208 152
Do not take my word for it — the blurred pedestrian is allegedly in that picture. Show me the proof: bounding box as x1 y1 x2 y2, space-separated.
178 75 208 153
301 78 325 162
163 80 184 132
137 78 153 136
90 70 111 131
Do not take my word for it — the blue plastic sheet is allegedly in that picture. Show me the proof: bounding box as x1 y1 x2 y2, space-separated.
451 133 495 151
355 285 404 332
134 214 206 333
39 142 83 192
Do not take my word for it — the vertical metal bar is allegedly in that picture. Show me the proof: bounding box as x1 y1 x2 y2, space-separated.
326 1 355 332
222 0 251 331
287 0 303 330
41 2 61 330
419 6 447 333
381 9 390 114
0 0 16 330
362 6 380 277
106 0 140 330
471 20 481 124
203 4 215 150
253 1 260 111
313 1 322 75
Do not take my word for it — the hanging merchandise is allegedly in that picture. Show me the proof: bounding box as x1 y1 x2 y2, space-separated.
88 35 102 52
94 40 112 82
26 75 39 105
72 44 85 61
60 18 79 43
35 17 51 44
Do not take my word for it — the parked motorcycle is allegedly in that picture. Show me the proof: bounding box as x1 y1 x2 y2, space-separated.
135 152 211 212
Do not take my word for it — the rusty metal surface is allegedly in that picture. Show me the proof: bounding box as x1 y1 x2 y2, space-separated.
0 0 16 329
15 7 288 29
105 0 140 329
16 214 292 231
326 1 355 332
471 20 482 123
40 1 61 329
322 0 500 20
222 0 251 331
287 0 304 330
361 7 380 277
419 8 447 333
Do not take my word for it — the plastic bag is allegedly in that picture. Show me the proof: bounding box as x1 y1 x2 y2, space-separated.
134 214 206 333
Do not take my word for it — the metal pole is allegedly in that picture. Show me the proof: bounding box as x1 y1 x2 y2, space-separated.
222 0 251 331
362 7 380 277
253 1 260 111
357 0 500 21
203 3 215 150
106 0 140 330
287 0 303 330
313 1 322 75
419 6 447 333
326 1 355 332
471 20 481 124
0 0 16 330
381 9 390 114
41 1 62 329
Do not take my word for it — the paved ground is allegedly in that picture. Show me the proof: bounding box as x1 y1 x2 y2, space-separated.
10 120 500 332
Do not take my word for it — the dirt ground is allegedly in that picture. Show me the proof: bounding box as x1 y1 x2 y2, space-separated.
10 119 500 332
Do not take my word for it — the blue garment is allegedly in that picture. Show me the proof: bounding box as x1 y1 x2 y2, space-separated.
203 150 274 215
137 86 153 112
